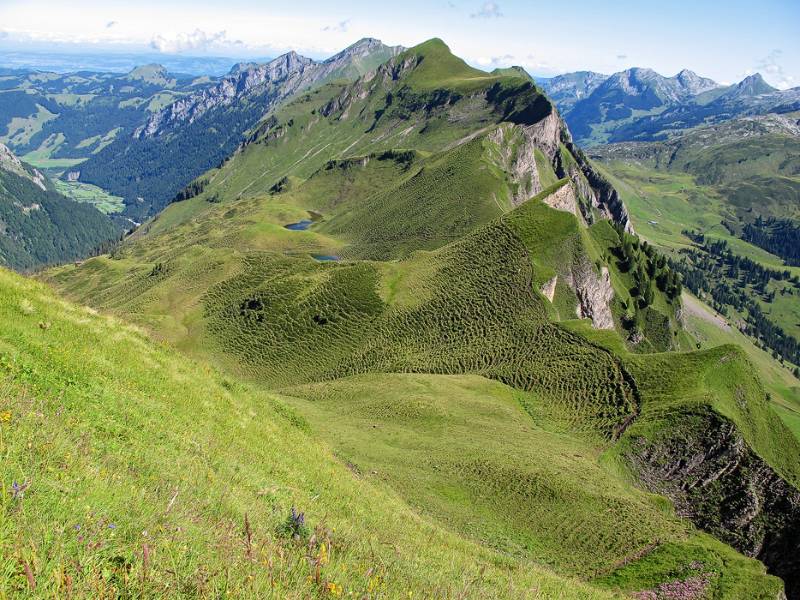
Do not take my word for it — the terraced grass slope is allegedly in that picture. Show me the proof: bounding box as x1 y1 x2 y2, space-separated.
44 40 800 597
48 183 800 595
0 267 618 598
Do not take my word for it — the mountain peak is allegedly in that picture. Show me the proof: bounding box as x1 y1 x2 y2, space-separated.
325 38 400 64
409 38 451 56
126 64 170 83
725 72 777 99
675 68 719 94
492 66 533 81
397 38 488 91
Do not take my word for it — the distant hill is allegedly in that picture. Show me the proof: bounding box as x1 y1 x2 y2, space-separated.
76 38 403 220
0 50 243 76
0 143 117 270
0 64 205 169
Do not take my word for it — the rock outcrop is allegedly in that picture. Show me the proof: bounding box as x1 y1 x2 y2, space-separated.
0 143 46 191
567 258 615 329
625 407 800 599
541 180 581 219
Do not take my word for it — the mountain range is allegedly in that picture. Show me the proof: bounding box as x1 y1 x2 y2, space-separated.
539 68 800 145
75 38 402 219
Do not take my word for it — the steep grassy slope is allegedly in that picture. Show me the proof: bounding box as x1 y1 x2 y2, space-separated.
48 183 800 595
284 372 787 599
0 266 621 598
44 40 800 597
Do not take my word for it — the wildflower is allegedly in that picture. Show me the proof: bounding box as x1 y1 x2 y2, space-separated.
318 542 329 566
0 411 10 423
326 582 342 597
277 506 309 540
11 480 30 500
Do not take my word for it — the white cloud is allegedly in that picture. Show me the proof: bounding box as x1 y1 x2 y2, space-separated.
322 20 350 33
754 49 796 90
149 29 241 54
0 30 8 39
471 2 502 18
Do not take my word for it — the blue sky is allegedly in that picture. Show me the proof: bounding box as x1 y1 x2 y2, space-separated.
0 0 797 87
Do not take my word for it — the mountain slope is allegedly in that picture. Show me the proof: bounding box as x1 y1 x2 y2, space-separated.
589 114 800 414
76 39 403 220
0 65 202 165
0 265 621 598
0 143 118 271
44 39 800 596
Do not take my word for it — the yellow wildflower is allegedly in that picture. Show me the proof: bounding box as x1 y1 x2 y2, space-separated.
0 411 11 423
326 582 342 597
318 542 329 566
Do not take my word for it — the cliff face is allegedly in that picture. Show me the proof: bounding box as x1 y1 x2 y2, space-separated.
0 143 46 190
624 407 800 598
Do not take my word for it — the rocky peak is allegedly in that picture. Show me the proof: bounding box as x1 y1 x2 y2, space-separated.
597 67 719 104
602 67 662 96
727 73 777 98
134 39 402 140
675 68 719 95
327 38 398 62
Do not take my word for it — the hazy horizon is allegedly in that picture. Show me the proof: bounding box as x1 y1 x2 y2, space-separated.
1 0 797 87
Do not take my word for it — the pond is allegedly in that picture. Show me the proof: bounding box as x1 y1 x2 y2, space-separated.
312 255 340 262
284 219 312 231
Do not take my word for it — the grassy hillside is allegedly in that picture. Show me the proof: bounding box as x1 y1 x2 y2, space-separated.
1 266 621 598
42 40 800 596
2 264 788 597
591 120 800 396
47 182 800 595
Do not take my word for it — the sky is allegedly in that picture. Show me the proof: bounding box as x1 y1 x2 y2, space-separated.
0 0 798 88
